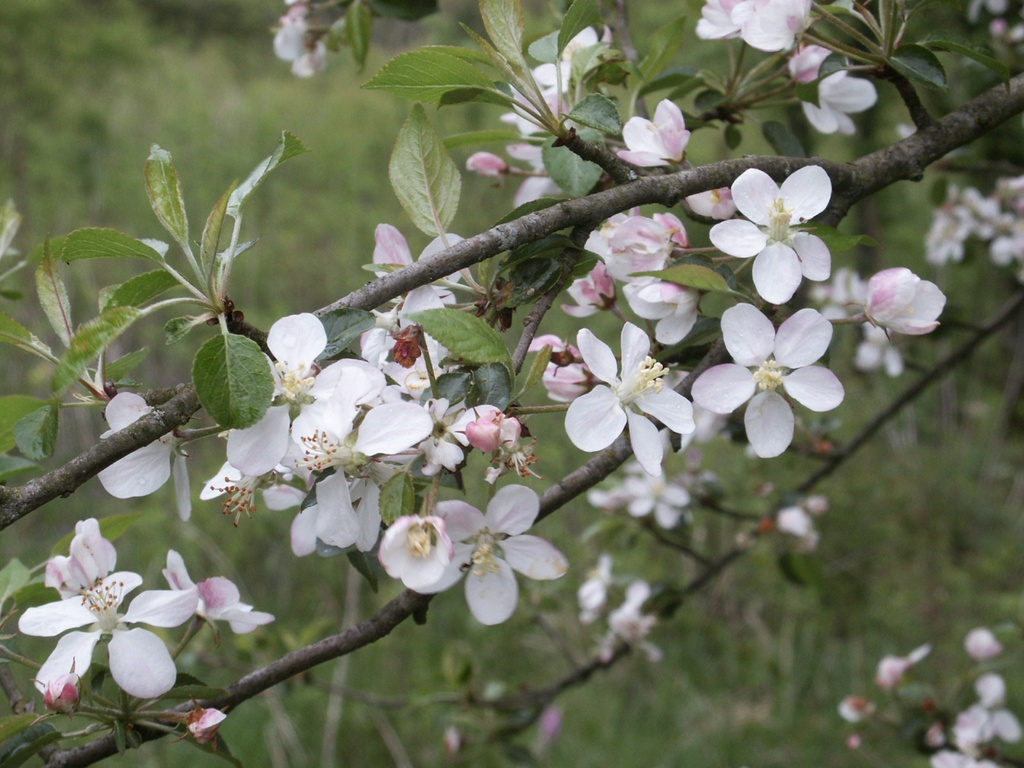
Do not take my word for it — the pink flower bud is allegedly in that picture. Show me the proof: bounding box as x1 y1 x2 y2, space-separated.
187 707 227 744
43 674 80 714
444 724 463 756
964 627 1003 660
466 418 503 453
685 188 736 220
865 267 946 335
466 152 509 177
538 705 563 747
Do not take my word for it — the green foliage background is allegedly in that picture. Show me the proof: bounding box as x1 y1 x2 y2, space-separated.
2 0 1024 766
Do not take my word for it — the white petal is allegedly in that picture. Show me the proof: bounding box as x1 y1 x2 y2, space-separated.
745 390 794 458
780 166 831 222
104 392 151 432
783 366 844 411
314 473 360 549
721 303 775 366
731 168 779 225
227 405 291 477
108 627 178 698
793 233 831 281
691 364 756 413
34 631 101 692
565 387 626 451
465 559 518 625
501 535 568 580
752 243 802 304
355 402 433 456
619 323 651 377
290 506 318 556
486 485 540 535
627 410 664 476
577 328 619 384
19 599 95 637
98 442 171 499
709 219 768 258
267 313 327 374
639 388 695 436
774 308 833 368
122 589 198 628
435 500 486 541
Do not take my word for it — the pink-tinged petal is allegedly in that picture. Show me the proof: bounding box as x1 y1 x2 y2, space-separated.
98 441 171 499
722 303 776 365
744 390 794 458
355 402 433 456
373 223 412 267
501 536 568 580
19 599 96 637
783 366 844 411
290 507 318 557
268 313 327 373
314 473 360 549
691 364 756 413
774 308 833 368
709 219 768 258
221 606 274 634
616 149 668 167
752 243 802 304
464 559 518 625
227 405 291 477
163 551 196 592
576 329 619 384
486 485 540 535
103 392 151 432
627 410 664 476
792 233 831 281
731 168 779 225
638 388 695 436
108 628 178 698
566 387 626 451
435 500 486 541
34 632 101 693
779 166 831 222
619 323 651 376
196 577 241 614
122 589 198 628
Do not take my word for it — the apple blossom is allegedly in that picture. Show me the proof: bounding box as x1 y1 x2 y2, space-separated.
686 188 737 220
622 277 700 345
563 261 617 317
965 627 1003 660
789 46 877 135
420 485 568 625
733 0 812 51
874 643 931 689
528 334 592 402
163 551 274 634
588 460 692 528
696 0 745 40
864 267 946 335
691 305 844 458
565 323 696 476
599 580 662 662
585 212 688 281
378 515 455 592
617 100 690 167
43 674 80 714
578 554 613 624
187 707 228 744
838 695 875 723
709 166 833 304
466 152 509 177
855 324 905 377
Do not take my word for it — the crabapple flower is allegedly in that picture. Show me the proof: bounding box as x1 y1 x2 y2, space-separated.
97 393 190 519
586 213 689 282
691 305 844 458
686 188 736 220
710 166 833 304
528 335 592 402
588 460 692 528
874 643 931 689
600 580 661 662
931 752 1000 768
578 554 613 624
45 518 116 598
623 278 700 345
274 4 326 77
789 46 877 135
864 267 946 335
855 324 904 377
563 261 617 317
378 515 455 592
163 551 274 634
617 100 690 167
19 520 198 699
735 0 812 51
43 674 80 714
421 485 568 625
965 627 1003 660
187 707 227 744
565 323 695 476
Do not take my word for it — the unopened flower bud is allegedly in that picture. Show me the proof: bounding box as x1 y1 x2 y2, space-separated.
964 627 1003 660
187 707 227 744
466 152 509 177
43 674 80 715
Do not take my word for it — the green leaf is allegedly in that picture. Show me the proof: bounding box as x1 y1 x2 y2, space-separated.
0 719 59 768
443 129 523 149
436 370 472 403
639 15 688 79
527 31 559 64
469 362 512 409
227 132 309 218
13 402 58 461
348 0 372 70
379 471 415 525
364 48 497 101
408 308 512 370
192 334 274 429
566 93 621 134
504 259 564 307
644 264 733 293
437 88 515 108
201 184 236 276
0 310 33 347
35 240 73 347
889 44 947 89
104 347 149 383
638 68 700 98
346 550 381 592
318 308 376 361
481 0 526 65
794 79 820 107
0 396 47 454
542 135 603 197
389 105 461 237
522 342 551 392
52 307 141 395
367 0 438 20
61 228 165 262
103 270 181 310
0 200 22 259
777 552 823 587
51 513 145 556
558 0 601 57
724 123 742 149
144 146 190 253
0 456 36 483
164 315 207 346
925 37 1009 80
809 224 878 250
0 560 30 608
762 121 807 157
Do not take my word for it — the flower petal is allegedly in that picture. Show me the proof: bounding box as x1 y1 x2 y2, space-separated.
501 535 568 580
34 631 101 693
792 233 831 281
577 329 619 384
627 410 664 476
709 219 768 258
19 599 95 637
122 588 198 628
731 168 779 225
745 390 794 458
774 308 833 368
752 242 802 304
355 402 433 456
619 323 651 377
97 441 171 499
464 559 518 625
721 303 776 366
638 388 695 436
691 364 756 414
227 405 291 477
780 165 831 222
486 485 540 535
783 366 844 411
435 500 487 541
565 387 626 451
267 313 327 374
108 627 178 698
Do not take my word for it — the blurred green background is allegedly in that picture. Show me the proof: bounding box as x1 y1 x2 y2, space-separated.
2 0 1024 766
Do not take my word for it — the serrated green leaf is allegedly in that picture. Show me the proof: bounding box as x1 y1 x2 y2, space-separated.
0 396 47 454
144 145 190 255
644 264 732 292
348 0 372 69
227 132 309 218
436 370 472 403
925 38 1009 80
103 270 181 310
61 228 165 262
527 31 559 64
443 129 523 149
165 315 206 346
567 93 621 134
36 240 73 347
0 560 30 608
193 334 274 429
542 136 603 197
889 44 947 89
318 308 375 361
0 455 36 483
408 308 512 370
762 121 807 158
558 0 601 57
104 347 149 383
346 550 381 592
52 307 141 394
640 15 687 79
379 471 415 525
389 105 461 237
469 362 512 409
13 403 57 461
504 258 564 307
364 48 496 101
481 0 526 65
437 88 515 108
201 184 236 277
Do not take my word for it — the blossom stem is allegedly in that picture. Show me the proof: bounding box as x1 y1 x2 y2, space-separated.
811 3 882 54
171 617 205 660
507 404 570 416
0 644 41 670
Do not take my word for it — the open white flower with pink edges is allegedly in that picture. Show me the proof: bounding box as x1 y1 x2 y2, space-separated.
19 519 198 699
565 323 695 476
617 100 690 167
378 515 454 591
710 166 832 304
163 551 274 634
864 267 946 335
691 304 844 458
419 485 568 625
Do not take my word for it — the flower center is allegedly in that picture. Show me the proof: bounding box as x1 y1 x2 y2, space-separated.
212 473 262 526
471 531 501 576
618 356 667 404
752 359 784 391
767 197 794 243
277 361 316 403
296 430 362 473
406 523 438 559
81 578 124 631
